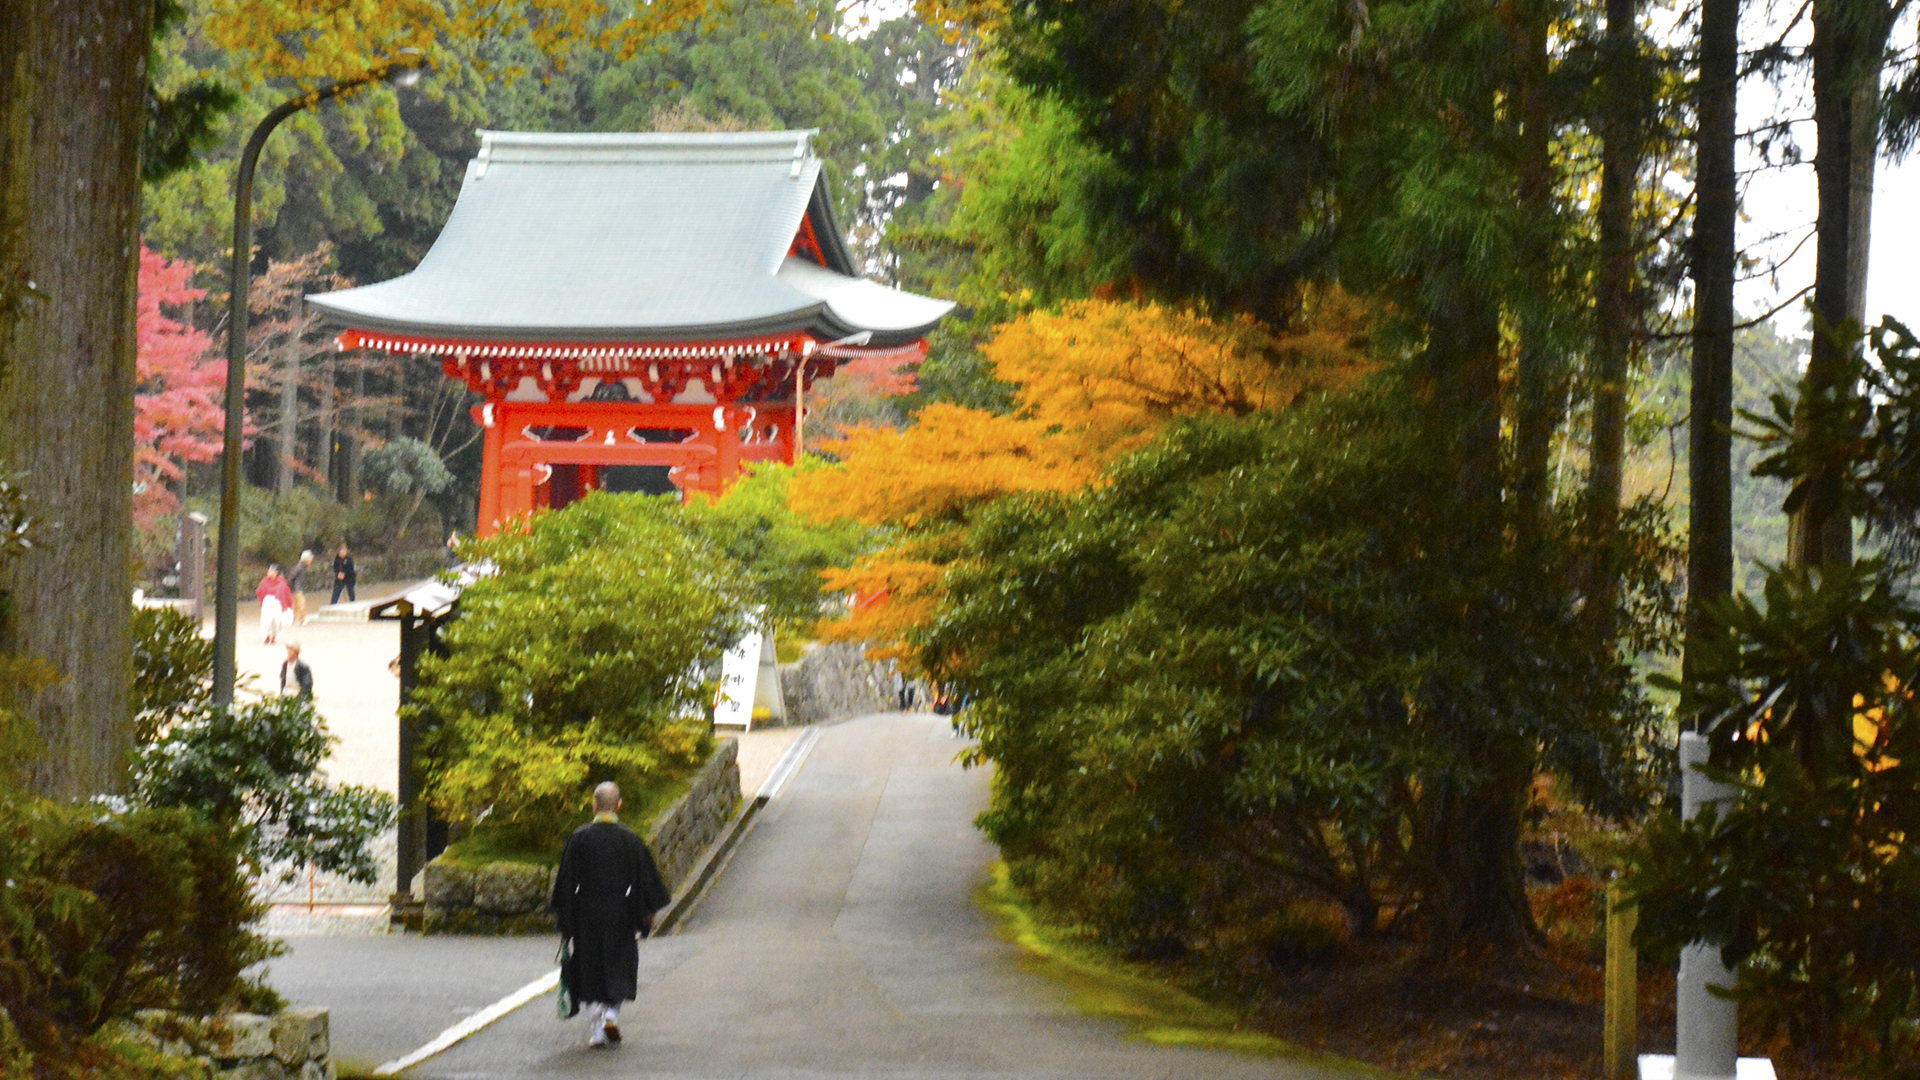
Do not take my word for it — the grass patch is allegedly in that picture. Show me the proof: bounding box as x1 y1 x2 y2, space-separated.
977 862 1394 1077
438 775 692 868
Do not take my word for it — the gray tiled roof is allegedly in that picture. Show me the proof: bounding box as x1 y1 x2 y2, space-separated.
306 130 952 347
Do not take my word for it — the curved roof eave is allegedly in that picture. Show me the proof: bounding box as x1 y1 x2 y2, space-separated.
304 130 955 348
775 258 956 345
302 300 843 346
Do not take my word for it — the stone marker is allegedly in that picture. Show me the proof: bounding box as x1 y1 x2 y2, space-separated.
1638 733 1774 1080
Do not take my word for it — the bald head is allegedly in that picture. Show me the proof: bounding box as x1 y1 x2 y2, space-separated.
592 782 621 813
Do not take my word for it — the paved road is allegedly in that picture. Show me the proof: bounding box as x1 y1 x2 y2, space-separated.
268 713 1350 1080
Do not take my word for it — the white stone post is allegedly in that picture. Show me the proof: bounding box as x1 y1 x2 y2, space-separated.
1641 733 1775 1080
1675 731 1737 1079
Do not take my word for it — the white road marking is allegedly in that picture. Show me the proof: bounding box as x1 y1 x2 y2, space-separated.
756 725 820 802
371 968 558 1076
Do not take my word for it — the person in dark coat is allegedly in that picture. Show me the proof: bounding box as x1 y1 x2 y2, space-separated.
279 642 313 699
330 545 356 604
550 781 670 1048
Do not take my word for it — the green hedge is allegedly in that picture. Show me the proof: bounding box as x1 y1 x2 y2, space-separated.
412 493 751 856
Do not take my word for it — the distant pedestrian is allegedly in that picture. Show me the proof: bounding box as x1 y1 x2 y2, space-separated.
550 781 670 1049
288 550 315 624
279 642 313 699
331 545 357 604
256 566 294 644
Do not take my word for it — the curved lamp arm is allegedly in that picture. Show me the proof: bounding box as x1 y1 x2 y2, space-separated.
213 54 427 707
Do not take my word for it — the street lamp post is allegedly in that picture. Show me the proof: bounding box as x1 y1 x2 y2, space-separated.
213 55 425 707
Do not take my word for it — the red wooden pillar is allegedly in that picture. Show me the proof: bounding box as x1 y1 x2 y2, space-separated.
501 460 538 524
715 403 740 494
476 403 504 537
494 401 539 528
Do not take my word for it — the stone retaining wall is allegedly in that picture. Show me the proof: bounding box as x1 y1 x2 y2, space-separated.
421 737 741 934
111 1006 334 1080
778 642 895 727
645 736 742 891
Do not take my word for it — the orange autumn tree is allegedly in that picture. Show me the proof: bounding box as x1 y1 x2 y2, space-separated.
791 292 1376 659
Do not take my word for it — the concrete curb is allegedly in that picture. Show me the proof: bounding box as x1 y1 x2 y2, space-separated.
655 725 819 936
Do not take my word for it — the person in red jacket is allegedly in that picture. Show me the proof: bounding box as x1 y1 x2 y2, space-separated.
256 565 295 644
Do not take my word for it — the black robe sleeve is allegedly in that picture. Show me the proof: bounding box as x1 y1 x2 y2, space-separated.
624 828 670 935
550 831 580 939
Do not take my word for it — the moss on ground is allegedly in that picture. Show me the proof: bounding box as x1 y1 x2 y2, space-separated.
976 861 1396 1077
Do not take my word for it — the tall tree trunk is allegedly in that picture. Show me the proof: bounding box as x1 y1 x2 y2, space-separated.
1586 0 1643 643
345 363 365 501
1588 0 1641 529
1789 0 1866 572
317 353 335 490
1420 301 1538 955
1419 746 1539 956
388 366 404 440
0 0 151 799
276 327 300 496
1682 0 1738 698
1511 1 1563 523
1786 0 1888 777
1845 74 1879 329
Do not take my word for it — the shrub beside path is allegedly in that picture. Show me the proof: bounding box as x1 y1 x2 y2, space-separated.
212 586 800 922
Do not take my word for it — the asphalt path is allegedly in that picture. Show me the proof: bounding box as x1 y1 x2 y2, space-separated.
267 713 1352 1080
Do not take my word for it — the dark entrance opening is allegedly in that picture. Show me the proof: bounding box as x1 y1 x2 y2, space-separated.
600 464 677 496
548 463 587 509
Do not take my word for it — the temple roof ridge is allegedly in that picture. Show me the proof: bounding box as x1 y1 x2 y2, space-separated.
306 127 951 347
470 129 821 170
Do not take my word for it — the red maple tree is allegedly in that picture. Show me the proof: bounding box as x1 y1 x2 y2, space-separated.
134 244 225 533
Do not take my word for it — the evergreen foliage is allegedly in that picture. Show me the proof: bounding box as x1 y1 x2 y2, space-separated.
0 798 272 1077
126 599 395 884
926 393 1677 952
128 607 213 743
680 461 877 642
131 696 396 886
411 493 748 849
1631 320 1920 1072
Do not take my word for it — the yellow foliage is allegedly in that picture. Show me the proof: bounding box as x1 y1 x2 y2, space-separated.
915 0 1008 36
988 292 1376 462
205 0 710 85
1851 673 1911 772
789 405 1102 529
792 292 1375 532
793 291 1380 661
815 555 949 660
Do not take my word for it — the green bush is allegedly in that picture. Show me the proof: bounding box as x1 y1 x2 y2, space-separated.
130 697 395 885
684 461 878 641
928 393 1676 954
126 604 394 883
412 492 750 853
0 797 273 1076
1632 560 1920 1076
129 606 212 743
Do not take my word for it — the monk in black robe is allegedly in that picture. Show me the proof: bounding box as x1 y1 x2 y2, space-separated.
551 781 671 1047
